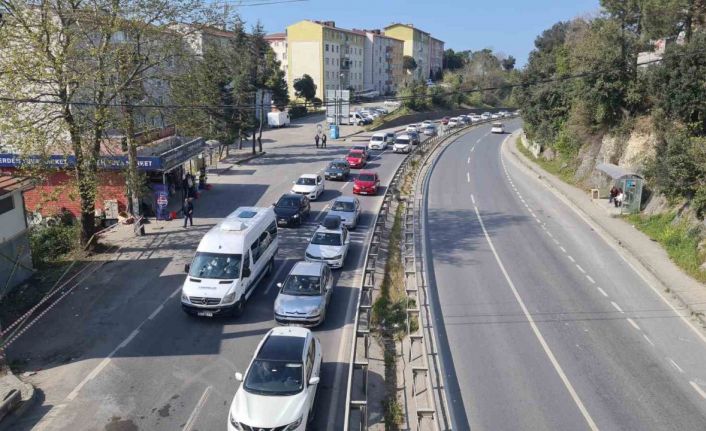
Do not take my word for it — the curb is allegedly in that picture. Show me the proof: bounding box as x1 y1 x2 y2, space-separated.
505 132 706 332
0 374 36 426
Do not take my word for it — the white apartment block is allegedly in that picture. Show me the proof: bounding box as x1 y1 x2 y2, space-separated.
264 33 288 82
359 30 404 95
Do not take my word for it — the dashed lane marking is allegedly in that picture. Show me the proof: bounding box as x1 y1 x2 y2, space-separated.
467 172 471 183
689 381 706 399
597 287 608 297
560 247 567 253
627 318 640 330
264 262 289 295
668 358 684 373
568 255 576 263
586 275 596 284
184 386 212 431
644 334 655 346
611 301 624 313
471 194 476 205
576 264 586 274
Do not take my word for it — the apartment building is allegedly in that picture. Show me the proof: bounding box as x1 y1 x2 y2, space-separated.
286 20 365 100
358 29 404 95
384 23 430 80
429 36 445 78
264 33 288 82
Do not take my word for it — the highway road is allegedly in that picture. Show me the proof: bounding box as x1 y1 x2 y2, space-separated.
4 117 420 431
425 120 706 430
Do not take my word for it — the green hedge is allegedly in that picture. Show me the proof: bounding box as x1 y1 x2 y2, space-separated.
29 224 80 267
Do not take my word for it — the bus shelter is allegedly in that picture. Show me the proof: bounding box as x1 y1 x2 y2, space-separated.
596 163 644 214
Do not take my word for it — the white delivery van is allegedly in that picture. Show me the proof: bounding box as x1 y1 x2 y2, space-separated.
267 111 290 128
349 112 366 125
181 206 278 317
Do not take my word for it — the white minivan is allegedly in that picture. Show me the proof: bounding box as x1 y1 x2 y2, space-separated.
181 207 279 317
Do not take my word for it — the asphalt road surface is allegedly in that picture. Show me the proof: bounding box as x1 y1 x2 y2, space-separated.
425 120 706 430
4 121 422 431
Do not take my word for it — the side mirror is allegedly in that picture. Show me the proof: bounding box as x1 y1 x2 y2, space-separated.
235 372 243 382
308 376 320 385
242 267 251 278
276 282 283 289
184 264 190 273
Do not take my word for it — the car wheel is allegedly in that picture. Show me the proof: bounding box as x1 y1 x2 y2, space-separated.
232 297 245 317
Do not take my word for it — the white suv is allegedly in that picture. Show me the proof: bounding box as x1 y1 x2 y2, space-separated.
368 133 387 150
228 326 322 431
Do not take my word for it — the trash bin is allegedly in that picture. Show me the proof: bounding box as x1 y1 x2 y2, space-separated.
329 125 340 140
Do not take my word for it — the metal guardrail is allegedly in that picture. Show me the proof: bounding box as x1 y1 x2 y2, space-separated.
343 117 502 430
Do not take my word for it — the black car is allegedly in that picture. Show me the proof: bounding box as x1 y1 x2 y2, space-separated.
324 159 351 181
273 194 310 226
407 131 421 145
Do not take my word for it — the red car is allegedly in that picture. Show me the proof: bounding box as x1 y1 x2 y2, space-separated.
353 171 380 195
347 149 367 169
441 116 450 125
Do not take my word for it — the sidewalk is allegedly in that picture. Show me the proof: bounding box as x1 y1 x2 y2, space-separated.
504 133 706 330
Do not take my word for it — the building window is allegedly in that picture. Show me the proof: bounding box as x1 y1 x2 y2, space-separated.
0 195 14 216
325 58 329 65
325 44 329 52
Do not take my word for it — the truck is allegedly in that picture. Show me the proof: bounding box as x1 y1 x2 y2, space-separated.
267 111 290 128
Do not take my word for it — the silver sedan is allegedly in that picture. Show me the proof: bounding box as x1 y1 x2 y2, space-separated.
327 196 361 229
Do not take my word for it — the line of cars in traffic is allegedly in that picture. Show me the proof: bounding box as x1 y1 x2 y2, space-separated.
179 132 397 429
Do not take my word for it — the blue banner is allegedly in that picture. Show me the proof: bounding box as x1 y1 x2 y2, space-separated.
153 183 169 220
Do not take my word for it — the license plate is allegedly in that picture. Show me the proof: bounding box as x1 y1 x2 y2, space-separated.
198 311 214 317
360 191 367 195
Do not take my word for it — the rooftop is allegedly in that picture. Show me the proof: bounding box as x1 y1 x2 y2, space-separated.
0 175 32 198
384 23 430 35
264 32 286 40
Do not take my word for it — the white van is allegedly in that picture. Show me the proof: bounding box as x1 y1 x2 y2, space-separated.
181 207 279 317
349 112 366 125
267 111 290 128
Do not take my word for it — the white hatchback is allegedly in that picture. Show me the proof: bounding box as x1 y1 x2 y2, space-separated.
368 133 387 150
228 326 322 431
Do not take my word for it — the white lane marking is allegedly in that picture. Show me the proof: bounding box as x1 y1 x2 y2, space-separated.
667 358 684 373
472 205 599 431
553 239 560 245
547 231 553 238
315 204 332 222
340 182 351 190
597 287 608 297
586 275 595 284
467 172 471 183
66 286 181 401
503 141 706 347
148 304 164 320
611 301 624 313
690 381 706 399
471 194 476 205
264 262 289 295
560 247 567 253
467 157 471 164
184 386 212 431
568 255 576 263
643 334 655 346
471 146 475 152
576 264 586 274
626 318 640 330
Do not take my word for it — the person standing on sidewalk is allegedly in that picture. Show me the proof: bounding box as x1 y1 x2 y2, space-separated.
183 197 194 228
321 133 327 148
314 134 320 148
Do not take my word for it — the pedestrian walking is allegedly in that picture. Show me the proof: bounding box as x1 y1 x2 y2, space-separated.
183 197 194 228
314 134 320 148
321 133 327 148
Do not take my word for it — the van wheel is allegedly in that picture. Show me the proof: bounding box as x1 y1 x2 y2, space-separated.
232 298 245 317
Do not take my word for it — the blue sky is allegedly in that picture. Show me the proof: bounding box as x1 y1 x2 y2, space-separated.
233 0 601 67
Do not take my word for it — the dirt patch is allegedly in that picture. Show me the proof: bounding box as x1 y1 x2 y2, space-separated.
105 416 138 431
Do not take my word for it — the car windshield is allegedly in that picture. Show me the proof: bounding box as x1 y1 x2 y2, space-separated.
396 139 410 144
358 174 376 182
493 123 503 127
328 163 345 170
371 136 383 141
296 177 316 186
276 197 300 208
281 274 322 295
311 232 342 246
189 252 242 279
348 151 363 158
332 200 355 212
244 359 303 396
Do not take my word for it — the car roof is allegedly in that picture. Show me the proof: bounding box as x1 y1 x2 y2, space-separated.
493 122 503 126
257 331 308 362
329 159 349 165
396 134 411 139
290 261 324 276
334 196 357 203
299 173 318 179
358 170 376 176
349 149 364 154
372 132 385 137
279 193 304 201
315 224 343 234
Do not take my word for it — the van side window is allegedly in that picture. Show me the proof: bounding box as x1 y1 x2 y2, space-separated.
258 230 271 255
267 221 278 242
242 252 250 277
250 238 262 263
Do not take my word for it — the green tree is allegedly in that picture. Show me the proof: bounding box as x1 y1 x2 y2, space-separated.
442 49 465 71
293 74 317 106
403 55 418 73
